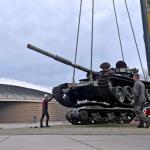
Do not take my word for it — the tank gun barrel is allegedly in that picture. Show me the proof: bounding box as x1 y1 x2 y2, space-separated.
27 44 97 75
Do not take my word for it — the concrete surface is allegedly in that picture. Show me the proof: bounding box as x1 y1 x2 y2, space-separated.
0 121 68 129
0 122 150 150
0 135 149 150
1 122 150 135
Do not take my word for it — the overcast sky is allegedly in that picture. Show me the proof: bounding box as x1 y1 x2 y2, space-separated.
0 0 147 91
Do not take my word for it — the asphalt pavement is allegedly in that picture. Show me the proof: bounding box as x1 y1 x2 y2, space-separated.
0 122 150 150
0 135 149 150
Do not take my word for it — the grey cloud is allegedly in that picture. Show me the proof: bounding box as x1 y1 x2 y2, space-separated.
0 0 147 88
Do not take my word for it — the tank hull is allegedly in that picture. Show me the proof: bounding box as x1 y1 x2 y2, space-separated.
52 75 139 108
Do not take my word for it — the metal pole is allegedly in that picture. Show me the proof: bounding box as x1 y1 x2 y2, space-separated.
140 0 150 76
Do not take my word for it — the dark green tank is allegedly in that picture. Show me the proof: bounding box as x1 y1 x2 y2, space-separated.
27 44 150 124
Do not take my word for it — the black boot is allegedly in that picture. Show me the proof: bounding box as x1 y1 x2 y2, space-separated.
46 124 50 127
40 122 44 128
46 121 50 127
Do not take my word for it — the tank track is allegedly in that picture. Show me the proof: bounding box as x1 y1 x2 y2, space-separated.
66 107 135 125
98 76 134 105
97 78 117 105
52 83 77 107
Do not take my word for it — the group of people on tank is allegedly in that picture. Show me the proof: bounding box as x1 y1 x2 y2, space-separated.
98 60 135 77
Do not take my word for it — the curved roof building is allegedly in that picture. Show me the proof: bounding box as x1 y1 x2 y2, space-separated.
0 83 48 101
0 83 69 123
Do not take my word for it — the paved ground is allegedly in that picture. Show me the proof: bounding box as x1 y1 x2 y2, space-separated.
0 135 149 150
0 121 66 129
0 122 150 135
0 122 150 150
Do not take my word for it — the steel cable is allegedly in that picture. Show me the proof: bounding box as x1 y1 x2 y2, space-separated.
124 0 146 80
72 0 83 83
90 0 95 80
112 0 125 62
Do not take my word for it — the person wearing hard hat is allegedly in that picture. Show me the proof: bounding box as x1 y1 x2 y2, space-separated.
40 94 53 128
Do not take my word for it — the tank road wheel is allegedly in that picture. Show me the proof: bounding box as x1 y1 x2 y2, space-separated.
123 86 133 103
77 110 88 124
101 113 109 124
113 86 125 103
114 113 123 124
146 89 150 102
66 110 78 125
124 111 135 123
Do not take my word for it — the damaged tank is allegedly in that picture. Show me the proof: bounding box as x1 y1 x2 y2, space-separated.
27 44 150 124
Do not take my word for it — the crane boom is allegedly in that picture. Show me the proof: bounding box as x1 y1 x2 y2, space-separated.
140 0 150 75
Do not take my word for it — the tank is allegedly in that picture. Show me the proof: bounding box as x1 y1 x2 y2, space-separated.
27 44 150 124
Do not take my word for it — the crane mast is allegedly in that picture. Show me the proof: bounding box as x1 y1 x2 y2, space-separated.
140 0 150 75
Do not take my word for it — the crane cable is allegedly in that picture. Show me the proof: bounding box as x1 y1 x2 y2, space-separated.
112 0 125 62
124 0 146 80
90 0 95 80
72 0 95 82
72 0 83 83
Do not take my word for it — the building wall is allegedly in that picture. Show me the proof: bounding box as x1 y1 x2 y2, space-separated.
0 101 70 123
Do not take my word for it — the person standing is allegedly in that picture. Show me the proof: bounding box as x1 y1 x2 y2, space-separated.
132 74 150 128
40 94 53 128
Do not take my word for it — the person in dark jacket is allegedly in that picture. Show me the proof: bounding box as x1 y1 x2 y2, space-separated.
132 74 150 128
40 94 53 128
